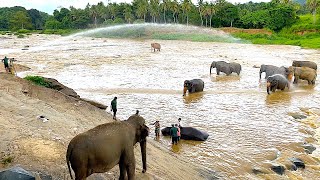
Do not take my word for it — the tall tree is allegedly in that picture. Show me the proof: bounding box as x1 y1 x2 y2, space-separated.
197 0 204 26
90 5 98 27
162 0 171 23
10 10 32 30
124 4 134 23
307 0 320 24
171 0 179 23
150 0 160 22
181 0 192 26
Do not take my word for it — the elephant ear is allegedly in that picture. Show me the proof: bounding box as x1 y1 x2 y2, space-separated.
140 124 149 142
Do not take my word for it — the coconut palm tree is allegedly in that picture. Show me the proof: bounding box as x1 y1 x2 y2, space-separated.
171 0 179 23
124 4 134 23
307 0 320 24
150 0 160 23
162 0 171 23
89 4 98 27
136 0 149 22
181 0 192 26
197 0 204 26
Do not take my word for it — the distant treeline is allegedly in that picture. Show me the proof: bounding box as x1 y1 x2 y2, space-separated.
0 0 317 32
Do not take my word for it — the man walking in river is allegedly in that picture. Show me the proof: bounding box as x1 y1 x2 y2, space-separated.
110 97 117 120
2 56 9 73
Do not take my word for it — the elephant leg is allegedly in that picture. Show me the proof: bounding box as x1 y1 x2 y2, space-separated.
124 149 135 180
293 77 298 84
74 167 87 180
217 69 220 75
119 155 127 180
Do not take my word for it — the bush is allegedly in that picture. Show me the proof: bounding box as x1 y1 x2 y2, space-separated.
133 19 145 24
17 34 24 38
113 18 125 24
17 29 31 34
103 19 114 25
24 76 52 88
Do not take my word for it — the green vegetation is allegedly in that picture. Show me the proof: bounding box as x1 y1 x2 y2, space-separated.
231 14 320 49
1 156 14 166
152 33 239 43
24 76 53 88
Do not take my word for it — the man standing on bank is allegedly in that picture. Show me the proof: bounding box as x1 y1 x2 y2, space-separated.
110 97 117 120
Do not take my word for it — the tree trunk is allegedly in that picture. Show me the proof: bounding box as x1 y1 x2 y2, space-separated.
313 9 317 24
94 16 97 28
210 15 212 27
230 20 233 27
144 14 146 22
164 10 166 23
187 15 189 26
206 18 207 27
173 13 175 23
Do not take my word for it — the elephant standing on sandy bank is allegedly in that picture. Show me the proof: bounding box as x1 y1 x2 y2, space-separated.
66 114 149 180
289 66 317 85
183 79 204 96
210 61 241 75
292 60 317 70
259 64 292 80
151 43 161 52
266 74 290 94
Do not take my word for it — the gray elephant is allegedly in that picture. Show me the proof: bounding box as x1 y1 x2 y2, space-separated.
259 64 291 80
266 74 290 94
289 66 317 85
210 61 241 75
66 113 149 180
292 60 317 70
183 79 204 96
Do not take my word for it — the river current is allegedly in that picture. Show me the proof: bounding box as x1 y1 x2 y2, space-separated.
1 28 320 179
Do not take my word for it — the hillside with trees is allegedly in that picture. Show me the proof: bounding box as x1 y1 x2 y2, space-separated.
1 0 320 48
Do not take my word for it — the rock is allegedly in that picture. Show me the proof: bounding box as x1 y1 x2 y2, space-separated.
80 98 108 110
0 166 35 180
289 112 307 119
253 65 260 68
252 167 265 174
270 164 285 175
43 77 80 99
302 143 316 154
289 158 305 169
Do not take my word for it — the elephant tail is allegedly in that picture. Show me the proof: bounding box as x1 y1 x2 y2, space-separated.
66 144 74 180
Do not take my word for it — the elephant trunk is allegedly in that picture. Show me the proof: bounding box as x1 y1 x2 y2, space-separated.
210 65 212 74
183 86 187 96
140 140 147 173
267 81 271 94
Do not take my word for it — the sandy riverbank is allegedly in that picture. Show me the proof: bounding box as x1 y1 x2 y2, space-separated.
0 72 216 179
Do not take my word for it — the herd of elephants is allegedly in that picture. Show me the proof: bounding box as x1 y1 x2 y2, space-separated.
65 42 318 180
184 60 317 95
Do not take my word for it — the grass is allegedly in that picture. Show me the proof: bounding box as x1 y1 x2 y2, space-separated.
1 156 14 166
152 33 240 43
24 76 53 88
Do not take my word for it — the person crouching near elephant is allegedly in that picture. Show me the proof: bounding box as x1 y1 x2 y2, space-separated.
170 124 178 145
289 66 317 85
266 74 290 94
66 113 149 180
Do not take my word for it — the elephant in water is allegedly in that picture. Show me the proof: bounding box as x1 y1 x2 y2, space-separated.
183 79 204 96
259 64 292 80
289 66 317 85
151 43 161 52
292 60 317 70
266 74 290 94
66 113 149 180
161 127 209 141
210 61 241 75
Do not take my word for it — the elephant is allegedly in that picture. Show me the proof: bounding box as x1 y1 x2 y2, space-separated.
66 113 149 180
151 43 161 52
289 66 317 85
210 61 241 75
161 127 209 141
183 79 204 96
259 64 292 80
292 60 317 70
266 74 290 94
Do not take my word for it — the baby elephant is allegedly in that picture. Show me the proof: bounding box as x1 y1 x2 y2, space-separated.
292 60 317 70
266 74 289 94
151 43 161 52
289 66 317 85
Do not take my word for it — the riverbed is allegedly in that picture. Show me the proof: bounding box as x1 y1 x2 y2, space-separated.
1 30 320 179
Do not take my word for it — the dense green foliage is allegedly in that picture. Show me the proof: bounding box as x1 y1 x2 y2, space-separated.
24 76 53 88
0 0 309 32
1 0 320 48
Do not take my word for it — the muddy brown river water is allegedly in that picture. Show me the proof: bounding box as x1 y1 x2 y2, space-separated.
1 27 320 179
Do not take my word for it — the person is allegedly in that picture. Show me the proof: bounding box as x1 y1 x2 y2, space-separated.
151 121 160 138
170 124 178 145
110 97 117 120
2 56 9 73
135 110 139 115
178 118 182 127
176 124 181 141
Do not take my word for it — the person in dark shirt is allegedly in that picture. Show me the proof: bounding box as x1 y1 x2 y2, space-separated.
170 124 178 145
110 97 117 120
2 56 9 73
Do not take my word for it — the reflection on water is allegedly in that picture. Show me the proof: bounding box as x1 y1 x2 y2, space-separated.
265 92 292 105
3 33 320 179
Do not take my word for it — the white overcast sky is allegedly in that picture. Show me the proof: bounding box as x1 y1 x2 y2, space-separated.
0 0 270 15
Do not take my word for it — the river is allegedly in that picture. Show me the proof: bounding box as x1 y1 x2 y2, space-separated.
1 26 320 179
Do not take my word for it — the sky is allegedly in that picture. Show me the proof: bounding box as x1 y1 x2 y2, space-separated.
0 0 270 15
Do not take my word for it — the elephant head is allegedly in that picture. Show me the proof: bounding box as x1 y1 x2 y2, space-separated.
210 61 217 74
183 80 191 96
266 77 276 94
127 115 149 172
